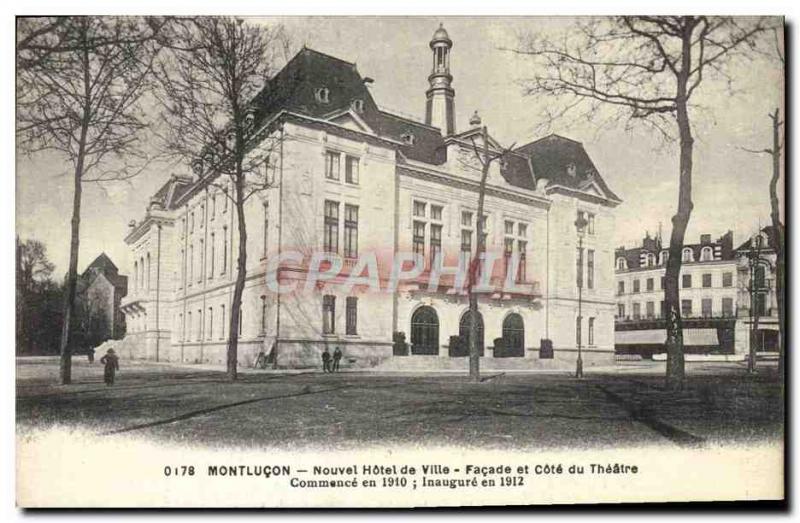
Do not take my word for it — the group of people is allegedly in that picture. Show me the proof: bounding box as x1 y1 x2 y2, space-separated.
87 347 120 386
321 347 343 373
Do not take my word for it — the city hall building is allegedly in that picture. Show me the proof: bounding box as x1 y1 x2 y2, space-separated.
117 26 621 369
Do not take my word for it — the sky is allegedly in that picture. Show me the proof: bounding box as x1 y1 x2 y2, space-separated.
15 16 784 279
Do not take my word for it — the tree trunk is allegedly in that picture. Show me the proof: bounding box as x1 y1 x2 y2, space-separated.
768 109 785 377
227 170 248 381
663 26 694 392
59 148 86 385
59 38 91 385
468 126 491 383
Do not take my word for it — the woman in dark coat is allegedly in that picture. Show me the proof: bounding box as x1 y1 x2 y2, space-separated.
99 348 120 386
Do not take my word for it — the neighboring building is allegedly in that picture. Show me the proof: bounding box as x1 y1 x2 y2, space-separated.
118 26 621 369
734 224 783 354
614 232 738 357
77 253 128 341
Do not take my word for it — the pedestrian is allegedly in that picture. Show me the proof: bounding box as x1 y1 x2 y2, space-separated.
321 347 332 373
99 348 120 386
87 347 95 364
332 347 343 372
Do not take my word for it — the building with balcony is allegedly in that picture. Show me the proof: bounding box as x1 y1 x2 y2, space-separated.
614 232 739 357
117 25 621 369
734 224 783 354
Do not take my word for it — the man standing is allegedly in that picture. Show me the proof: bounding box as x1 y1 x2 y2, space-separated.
332 347 343 372
99 348 120 386
321 347 332 373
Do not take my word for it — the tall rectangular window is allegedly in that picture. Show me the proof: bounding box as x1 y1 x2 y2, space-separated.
702 298 713 318
189 244 194 285
576 247 583 288
618 281 625 295
198 239 204 282
262 202 269 259
682 274 692 288
187 312 191 341
588 213 595 234
208 307 213 340
223 188 228 213
197 308 202 341
461 229 472 268
646 301 654 319
722 297 734 317
681 299 692 317
633 279 640 293
461 210 472 227
345 155 359 184
430 224 442 267
220 304 226 339
413 221 425 257
346 297 358 335
722 272 733 287
211 194 216 220
660 300 666 318
323 295 336 334
661 277 666 290
588 317 595 345
430 205 443 221
344 204 358 258
222 227 228 274
618 304 625 318
702 273 712 288
517 240 527 282
633 303 641 319
646 278 654 291
325 151 340 180
587 249 595 289
209 233 215 278
324 200 339 253
413 201 426 218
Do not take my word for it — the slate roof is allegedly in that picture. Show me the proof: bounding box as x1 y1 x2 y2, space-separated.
515 134 620 201
735 224 784 252
616 231 735 270
80 253 128 293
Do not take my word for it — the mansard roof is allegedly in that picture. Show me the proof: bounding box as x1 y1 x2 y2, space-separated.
616 231 735 270
735 224 784 253
515 134 620 201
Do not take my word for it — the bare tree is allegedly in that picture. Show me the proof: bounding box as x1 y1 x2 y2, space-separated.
17 16 162 384
740 27 785 377
155 17 290 380
513 16 773 390
465 126 515 382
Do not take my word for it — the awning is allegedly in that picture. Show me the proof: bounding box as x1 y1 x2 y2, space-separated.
616 328 719 346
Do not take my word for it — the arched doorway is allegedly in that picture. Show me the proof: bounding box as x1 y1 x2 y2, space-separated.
459 310 484 356
411 306 439 355
501 313 525 357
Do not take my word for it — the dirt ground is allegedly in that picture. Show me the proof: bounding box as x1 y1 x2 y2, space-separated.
16 357 784 450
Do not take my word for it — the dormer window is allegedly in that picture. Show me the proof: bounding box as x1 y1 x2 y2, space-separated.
351 99 364 113
700 246 713 261
616 257 627 271
659 250 669 265
402 132 416 145
682 247 694 262
315 87 330 104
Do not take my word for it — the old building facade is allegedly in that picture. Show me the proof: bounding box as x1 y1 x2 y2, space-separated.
118 26 621 369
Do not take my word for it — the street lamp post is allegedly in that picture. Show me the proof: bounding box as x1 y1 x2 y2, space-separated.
575 214 588 379
747 234 764 374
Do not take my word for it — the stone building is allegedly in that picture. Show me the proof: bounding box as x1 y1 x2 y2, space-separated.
77 253 128 341
734 225 783 354
118 25 621 369
614 231 740 357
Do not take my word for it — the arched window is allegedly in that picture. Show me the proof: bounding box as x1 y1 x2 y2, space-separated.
682 248 694 262
646 253 656 267
459 310 485 355
616 257 627 270
411 306 439 355
659 250 669 265
314 87 330 103
351 99 364 113
700 246 713 261
501 313 525 358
